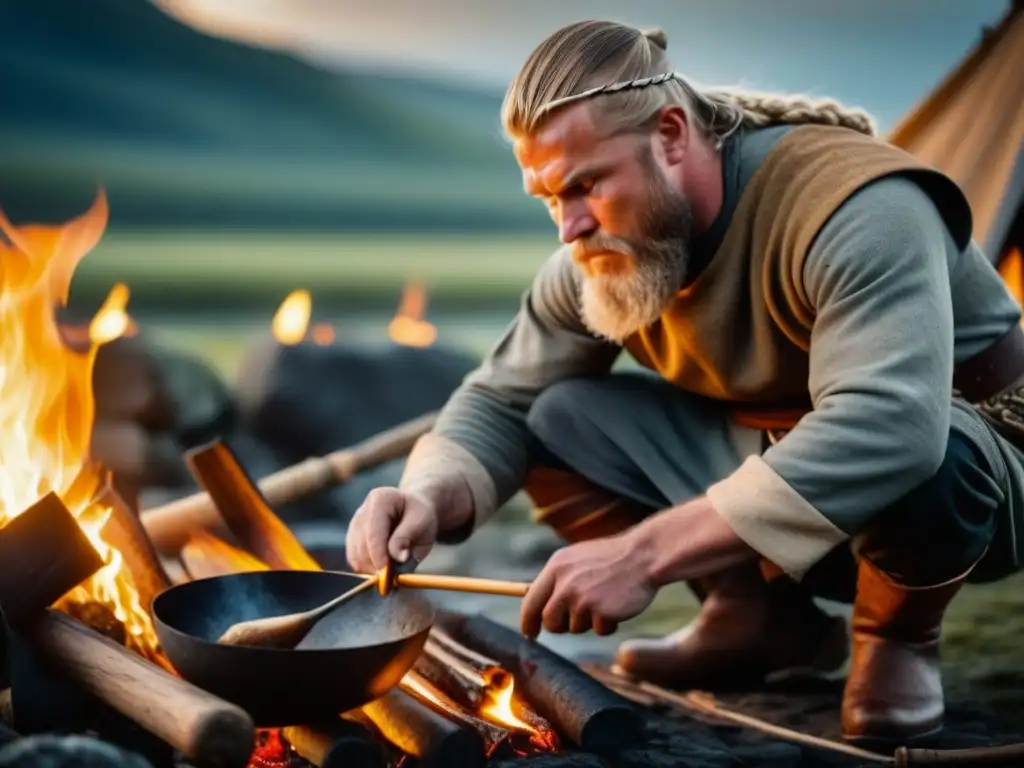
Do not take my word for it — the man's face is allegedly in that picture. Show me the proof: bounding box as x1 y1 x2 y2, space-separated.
515 102 692 343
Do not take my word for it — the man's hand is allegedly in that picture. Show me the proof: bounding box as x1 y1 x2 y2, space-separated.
519 497 759 639
520 532 657 639
345 488 439 572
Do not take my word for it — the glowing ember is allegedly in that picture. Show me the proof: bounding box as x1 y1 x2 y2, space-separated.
247 729 292 768
0 192 158 657
387 281 437 348
271 289 311 345
310 322 335 345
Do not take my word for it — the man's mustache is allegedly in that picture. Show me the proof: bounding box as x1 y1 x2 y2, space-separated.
573 234 638 260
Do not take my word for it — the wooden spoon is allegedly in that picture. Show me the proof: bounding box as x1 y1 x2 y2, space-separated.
216 576 377 648
217 563 532 649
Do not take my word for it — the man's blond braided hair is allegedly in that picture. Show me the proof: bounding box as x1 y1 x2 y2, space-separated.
502 21 877 146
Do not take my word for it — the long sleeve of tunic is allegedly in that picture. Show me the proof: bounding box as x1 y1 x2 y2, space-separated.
400 178 1020 579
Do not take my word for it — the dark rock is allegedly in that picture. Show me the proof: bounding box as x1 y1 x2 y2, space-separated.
90 337 175 432
235 338 477 462
0 734 153 767
147 345 236 448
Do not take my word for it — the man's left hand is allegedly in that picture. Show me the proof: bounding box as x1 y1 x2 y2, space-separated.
520 533 656 639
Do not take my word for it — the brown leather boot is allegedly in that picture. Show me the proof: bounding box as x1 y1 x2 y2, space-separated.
841 556 974 746
614 561 849 689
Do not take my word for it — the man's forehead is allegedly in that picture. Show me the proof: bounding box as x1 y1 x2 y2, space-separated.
514 103 602 190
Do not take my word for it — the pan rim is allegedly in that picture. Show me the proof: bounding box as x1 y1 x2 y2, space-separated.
151 569 435 654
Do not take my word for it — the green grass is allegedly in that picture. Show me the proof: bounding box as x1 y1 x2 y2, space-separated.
72 230 558 311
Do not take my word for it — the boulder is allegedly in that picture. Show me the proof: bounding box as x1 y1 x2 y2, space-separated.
0 735 153 768
234 338 478 462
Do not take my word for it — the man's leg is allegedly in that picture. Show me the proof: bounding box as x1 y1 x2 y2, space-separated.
522 372 849 688
841 403 1005 745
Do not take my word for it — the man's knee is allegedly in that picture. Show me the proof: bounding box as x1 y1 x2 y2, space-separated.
526 376 614 452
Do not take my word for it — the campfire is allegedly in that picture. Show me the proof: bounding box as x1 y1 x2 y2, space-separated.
0 197 644 768
0 192 158 660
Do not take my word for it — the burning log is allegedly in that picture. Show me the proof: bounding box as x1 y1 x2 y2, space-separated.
179 531 270 580
361 686 486 768
24 610 255 768
0 493 105 628
436 612 644 754
401 670 521 758
183 441 320 571
140 412 438 554
282 720 385 768
95 485 173 613
415 634 560 750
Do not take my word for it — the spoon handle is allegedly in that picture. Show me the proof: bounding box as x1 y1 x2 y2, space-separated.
310 576 378 618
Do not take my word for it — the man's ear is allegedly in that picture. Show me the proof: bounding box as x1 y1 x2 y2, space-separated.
655 105 690 166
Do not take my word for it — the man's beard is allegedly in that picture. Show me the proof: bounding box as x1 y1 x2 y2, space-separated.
577 174 693 344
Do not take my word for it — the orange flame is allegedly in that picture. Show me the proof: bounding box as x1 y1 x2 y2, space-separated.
998 247 1024 308
387 281 437 348
0 192 158 656
89 282 134 345
310 322 335 346
271 289 311 345
479 671 534 732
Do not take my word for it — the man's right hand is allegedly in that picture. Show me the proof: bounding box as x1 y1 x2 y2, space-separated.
345 487 439 573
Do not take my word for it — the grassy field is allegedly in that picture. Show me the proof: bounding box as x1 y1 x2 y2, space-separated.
72 230 558 312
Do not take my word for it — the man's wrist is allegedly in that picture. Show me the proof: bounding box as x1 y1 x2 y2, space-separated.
402 478 474 537
627 496 758 589
625 506 685 590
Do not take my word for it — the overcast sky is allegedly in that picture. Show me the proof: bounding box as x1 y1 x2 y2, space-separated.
157 0 1012 131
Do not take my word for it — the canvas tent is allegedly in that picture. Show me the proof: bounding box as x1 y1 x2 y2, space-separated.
888 0 1024 301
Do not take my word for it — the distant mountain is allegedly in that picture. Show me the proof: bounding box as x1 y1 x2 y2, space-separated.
0 0 547 231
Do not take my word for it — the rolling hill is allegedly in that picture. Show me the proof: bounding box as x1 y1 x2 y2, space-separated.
0 0 547 232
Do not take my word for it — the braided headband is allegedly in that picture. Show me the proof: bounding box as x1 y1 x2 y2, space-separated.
537 71 744 148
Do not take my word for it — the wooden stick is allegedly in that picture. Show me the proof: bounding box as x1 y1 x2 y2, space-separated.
140 412 438 553
183 441 321 571
429 626 500 669
380 573 530 598
0 492 105 627
179 531 270 581
26 610 255 768
583 666 894 765
96 485 173 613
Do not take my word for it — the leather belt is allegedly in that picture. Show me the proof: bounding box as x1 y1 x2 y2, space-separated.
953 322 1024 403
735 322 1024 434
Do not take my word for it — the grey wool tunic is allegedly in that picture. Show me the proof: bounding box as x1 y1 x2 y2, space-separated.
399 123 1024 583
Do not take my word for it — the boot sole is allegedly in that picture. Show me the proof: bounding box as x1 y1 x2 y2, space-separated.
843 725 944 754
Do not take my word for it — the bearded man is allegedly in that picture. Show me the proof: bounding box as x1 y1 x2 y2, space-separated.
345 20 1024 747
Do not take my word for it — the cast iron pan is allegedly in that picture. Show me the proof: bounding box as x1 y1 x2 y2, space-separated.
151 570 433 726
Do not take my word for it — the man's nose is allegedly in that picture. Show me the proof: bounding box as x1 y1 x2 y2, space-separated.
558 201 597 244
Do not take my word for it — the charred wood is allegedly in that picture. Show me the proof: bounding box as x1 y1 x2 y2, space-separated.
95 485 173 613
360 686 486 768
282 720 385 768
0 493 104 628
436 612 643 754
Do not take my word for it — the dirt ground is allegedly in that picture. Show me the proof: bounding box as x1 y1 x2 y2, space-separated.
422 516 1024 729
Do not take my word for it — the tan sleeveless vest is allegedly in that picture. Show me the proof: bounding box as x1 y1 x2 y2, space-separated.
622 124 973 429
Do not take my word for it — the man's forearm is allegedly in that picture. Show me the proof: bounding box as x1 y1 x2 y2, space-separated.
399 246 621 541
626 496 759 587
399 384 534 541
